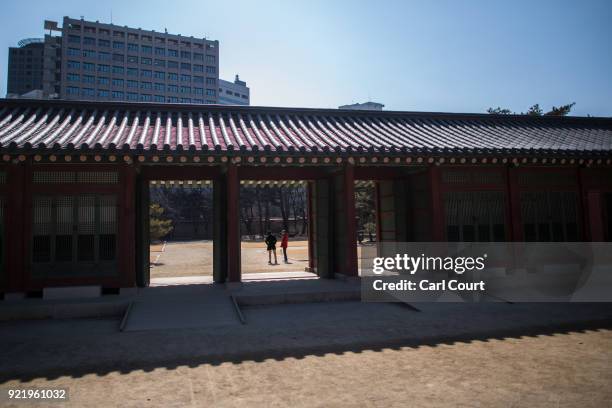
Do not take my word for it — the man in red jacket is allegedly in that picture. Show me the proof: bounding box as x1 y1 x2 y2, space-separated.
280 230 289 263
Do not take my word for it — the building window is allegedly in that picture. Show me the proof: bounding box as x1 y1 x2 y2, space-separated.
206 55 215 64
141 69 152 77
444 191 506 242
154 95 164 102
181 51 191 59
194 87 203 95
128 33 138 40
168 72 178 81
167 49 178 57
98 52 111 61
66 86 80 95
521 191 579 241
127 55 138 64
206 65 216 74
180 98 191 103
68 23 81 31
98 39 110 47
167 60 178 69
155 37 165 44
180 74 191 82
206 89 216 96
68 35 81 44
113 31 125 38
97 64 110 72
181 63 191 70
141 45 152 54
155 47 165 56
167 96 179 103
81 62 94 71
241 95 248 99
206 77 216 85
67 48 80 57
127 80 138 88
154 83 165 91
113 41 125 49
83 75 95 84
141 35 152 42
112 78 124 87
141 82 152 90
193 76 204 83
193 64 204 72
153 71 165 80
193 98 203 104
141 57 152 65
98 77 110 86
112 53 124 62
193 53 203 61
154 59 165 67
84 26 96 33
98 90 110 98
127 92 138 100
112 66 125 74
127 68 138 76
167 84 178 92
31 195 118 277
140 94 152 101
127 43 138 52
82 88 95 97
112 91 124 99
82 49 96 58
99 29 110 36
180 86 191 93
205 99 216 104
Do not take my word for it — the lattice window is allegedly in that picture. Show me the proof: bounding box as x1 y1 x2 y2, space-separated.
444 191 506 242
33 171 118 184
77 171 119 184
442 169 503 185
521 191 579 241
0 172 6 185
31 194 118 277
518 171 577 188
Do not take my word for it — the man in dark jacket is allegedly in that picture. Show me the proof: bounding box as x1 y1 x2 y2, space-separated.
265 231 278 265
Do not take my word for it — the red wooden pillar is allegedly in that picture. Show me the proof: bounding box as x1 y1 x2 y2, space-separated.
226 162 241 282
506 166 523 241
343 164 358 276
429 165 444 241
6 162 26 292
120 164 137 287
306 181 315 272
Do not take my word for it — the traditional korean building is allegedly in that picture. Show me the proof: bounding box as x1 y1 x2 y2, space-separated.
0 98 611 295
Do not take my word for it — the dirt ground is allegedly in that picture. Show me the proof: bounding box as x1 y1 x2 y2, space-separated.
150 240 309 278
2 328 611 407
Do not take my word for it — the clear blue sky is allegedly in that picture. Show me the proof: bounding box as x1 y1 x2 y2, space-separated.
1 0 611 116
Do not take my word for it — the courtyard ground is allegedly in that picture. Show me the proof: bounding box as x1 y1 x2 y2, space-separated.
150 240 310 279
1 302 611 407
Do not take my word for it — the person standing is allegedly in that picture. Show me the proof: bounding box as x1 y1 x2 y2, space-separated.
265 231 278 265
281 230 289 263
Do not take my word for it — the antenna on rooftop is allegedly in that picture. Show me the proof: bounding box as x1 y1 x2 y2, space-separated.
110 9 113 24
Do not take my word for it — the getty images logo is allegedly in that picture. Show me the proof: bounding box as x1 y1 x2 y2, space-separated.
372 253 488 275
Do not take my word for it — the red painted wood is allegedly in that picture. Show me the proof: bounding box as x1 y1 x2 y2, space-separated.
429 166 444 241
226 163 241 282
307 182 315 271
343 164 358 276
506 166 523 241
140 165 221 180
237 166 331 180
6 163 26 292
120 164 137 287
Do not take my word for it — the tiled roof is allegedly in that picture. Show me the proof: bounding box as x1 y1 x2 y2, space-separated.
0 99 611 156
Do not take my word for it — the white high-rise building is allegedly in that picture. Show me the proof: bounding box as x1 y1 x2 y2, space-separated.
219 75 250 105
